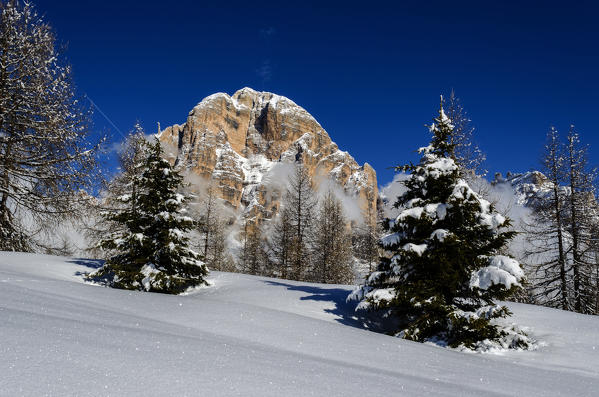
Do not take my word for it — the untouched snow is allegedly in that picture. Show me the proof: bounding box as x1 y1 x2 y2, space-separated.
1 253 599 396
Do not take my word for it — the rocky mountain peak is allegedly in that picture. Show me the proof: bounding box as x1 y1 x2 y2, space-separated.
159 88 378 222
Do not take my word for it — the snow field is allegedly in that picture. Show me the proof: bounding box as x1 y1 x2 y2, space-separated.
1 252 598 396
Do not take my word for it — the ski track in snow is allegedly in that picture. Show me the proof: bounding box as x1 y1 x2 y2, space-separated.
1 252 598 396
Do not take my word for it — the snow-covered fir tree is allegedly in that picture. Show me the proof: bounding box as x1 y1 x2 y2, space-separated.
92 139 208 294
350 101 528 349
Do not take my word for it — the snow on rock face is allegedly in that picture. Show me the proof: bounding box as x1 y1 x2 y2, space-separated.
159 88 377 222
492 171 555 207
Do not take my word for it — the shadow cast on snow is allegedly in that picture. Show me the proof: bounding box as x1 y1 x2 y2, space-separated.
262 280 375 331
68 258 104 277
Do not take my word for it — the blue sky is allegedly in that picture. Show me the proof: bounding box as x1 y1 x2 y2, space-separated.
35 0 599 185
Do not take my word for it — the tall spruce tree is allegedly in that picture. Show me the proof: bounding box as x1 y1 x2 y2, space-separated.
92 139 208 294
350 101 526 349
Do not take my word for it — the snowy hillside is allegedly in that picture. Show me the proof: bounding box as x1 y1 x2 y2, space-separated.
2 252 599 396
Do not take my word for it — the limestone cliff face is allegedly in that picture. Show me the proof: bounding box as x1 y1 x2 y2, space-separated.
159 87 378 221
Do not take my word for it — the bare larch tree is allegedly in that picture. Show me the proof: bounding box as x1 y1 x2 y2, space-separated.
83 124 147 258
0 1 99 251
312 190 354 284
444 90 486 176
564 126 598 313
525 127 570 310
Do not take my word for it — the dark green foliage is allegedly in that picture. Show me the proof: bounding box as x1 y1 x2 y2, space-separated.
352 102 526 349
92 139 208 294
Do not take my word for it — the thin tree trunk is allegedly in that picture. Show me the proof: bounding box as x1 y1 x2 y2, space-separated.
569 172 582 312
553 183 568 310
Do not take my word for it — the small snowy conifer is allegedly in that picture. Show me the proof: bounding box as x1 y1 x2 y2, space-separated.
350 100 527 349
93 139 208 293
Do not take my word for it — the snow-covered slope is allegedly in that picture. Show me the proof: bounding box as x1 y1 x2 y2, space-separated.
1 252 598 396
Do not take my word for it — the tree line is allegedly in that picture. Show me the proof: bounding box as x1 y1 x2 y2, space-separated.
84 123 376 289
1 0 598 348
238 165 362 285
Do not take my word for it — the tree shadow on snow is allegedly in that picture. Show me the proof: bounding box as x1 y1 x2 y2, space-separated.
262 280 381 332
68 258 104 277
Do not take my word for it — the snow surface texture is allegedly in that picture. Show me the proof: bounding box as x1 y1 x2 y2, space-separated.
1 252 599 396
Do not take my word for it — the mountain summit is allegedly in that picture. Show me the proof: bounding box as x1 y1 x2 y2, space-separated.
159 87 378 221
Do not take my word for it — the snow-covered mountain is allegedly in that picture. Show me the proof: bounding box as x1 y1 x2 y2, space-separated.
158 87 377 222
492 171 554 207
2 252 599 396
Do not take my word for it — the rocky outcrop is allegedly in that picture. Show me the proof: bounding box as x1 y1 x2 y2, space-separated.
159 87 377 222
492 171 552 207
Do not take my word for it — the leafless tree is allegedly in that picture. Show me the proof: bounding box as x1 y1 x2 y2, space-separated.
525 126 599 314
283 165 316 280
444 90 486 176
266 208 292 278
0 1 100 251
524 127 570 310
197 182 219 259
312 190 354 284
353 190 382 273
83 124 147 258
239 217 266 276
564 126 598 313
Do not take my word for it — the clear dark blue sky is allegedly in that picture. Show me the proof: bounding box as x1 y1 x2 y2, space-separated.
35 0 599 185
